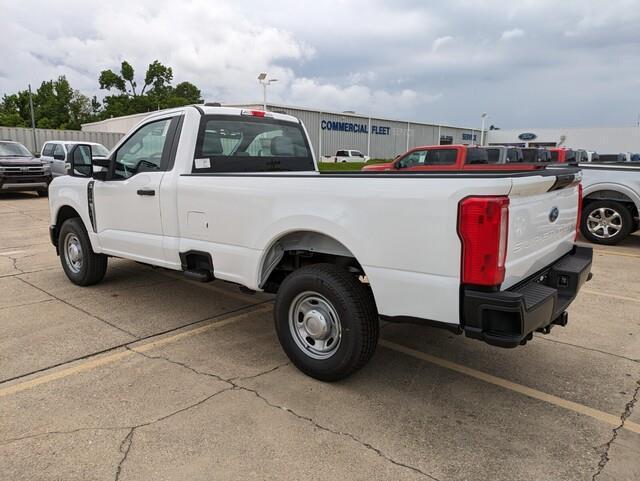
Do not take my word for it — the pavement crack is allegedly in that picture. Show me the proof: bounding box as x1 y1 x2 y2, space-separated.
536 336 639 363
592 379 640 480
127 346 438 480
114 428 134 481
241 386 440 480
0 426 128 446
16 276 140 339
228 363 289 381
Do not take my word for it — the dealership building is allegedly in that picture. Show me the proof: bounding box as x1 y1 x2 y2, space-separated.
486 126 640 154
82 103 481 159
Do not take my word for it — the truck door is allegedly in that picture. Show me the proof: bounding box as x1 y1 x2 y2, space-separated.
92 115 180 264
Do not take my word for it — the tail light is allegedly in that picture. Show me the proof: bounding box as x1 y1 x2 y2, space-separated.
575 183 583 241
458 196 510 286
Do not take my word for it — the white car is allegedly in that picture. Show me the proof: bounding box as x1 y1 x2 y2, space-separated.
48 105 592 381
40 141 110 177
322 149 370 163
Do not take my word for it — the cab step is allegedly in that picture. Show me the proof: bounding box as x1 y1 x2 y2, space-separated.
183 268 213 282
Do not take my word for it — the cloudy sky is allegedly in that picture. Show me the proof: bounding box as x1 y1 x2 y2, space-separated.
1 0 639 129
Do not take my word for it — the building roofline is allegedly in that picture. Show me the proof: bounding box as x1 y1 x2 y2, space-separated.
226 102 479 131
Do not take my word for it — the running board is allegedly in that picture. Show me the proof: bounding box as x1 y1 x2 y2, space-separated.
183 268 213 282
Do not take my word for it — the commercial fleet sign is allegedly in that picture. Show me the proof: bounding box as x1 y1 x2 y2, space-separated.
321 120 390 135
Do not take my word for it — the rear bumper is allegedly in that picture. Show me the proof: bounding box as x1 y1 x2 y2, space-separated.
462 246 593 348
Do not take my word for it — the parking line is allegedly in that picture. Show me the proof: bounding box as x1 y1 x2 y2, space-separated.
380 340 640 434
2 301 638 435
593 249 640 260
0 304 271 399
581 289 640 304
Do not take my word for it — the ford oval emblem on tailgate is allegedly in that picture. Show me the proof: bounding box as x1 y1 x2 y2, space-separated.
549 207 559 223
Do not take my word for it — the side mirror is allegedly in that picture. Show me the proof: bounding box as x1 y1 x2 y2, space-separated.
67 144 93 178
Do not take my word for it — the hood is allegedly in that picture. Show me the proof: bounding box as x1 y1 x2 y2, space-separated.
361 162 393 172
0 155 43 166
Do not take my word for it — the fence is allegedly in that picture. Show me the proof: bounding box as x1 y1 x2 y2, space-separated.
0 126 124 154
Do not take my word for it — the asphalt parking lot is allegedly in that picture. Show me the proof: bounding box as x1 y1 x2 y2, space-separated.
1 193 639 481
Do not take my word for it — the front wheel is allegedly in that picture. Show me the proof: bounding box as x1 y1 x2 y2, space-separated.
274 263 379 381
59 218 108 285
580 200 633 245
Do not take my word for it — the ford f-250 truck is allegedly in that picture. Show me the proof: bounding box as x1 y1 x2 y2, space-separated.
48 106 592 381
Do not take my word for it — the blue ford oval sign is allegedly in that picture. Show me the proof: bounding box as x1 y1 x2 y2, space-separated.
549 207 559 223
518 132 537 141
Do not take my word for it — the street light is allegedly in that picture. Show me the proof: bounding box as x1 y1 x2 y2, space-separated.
258 73 278 111
480 112 488 146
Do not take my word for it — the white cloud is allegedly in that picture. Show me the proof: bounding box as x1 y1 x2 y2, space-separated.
1 0 640 127
432 36 454 52
500 28 525 40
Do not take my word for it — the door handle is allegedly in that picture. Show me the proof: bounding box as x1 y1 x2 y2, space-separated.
137 188 155 196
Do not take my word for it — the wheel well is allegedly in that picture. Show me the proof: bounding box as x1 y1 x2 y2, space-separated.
52 206 82 247
584 190 639 219
260 231 365 293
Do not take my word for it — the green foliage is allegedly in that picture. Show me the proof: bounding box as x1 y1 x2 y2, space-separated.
0 60 203 130
96 59 202 119
0 76 92 130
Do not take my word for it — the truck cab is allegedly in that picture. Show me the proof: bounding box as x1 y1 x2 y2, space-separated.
362 145 545 172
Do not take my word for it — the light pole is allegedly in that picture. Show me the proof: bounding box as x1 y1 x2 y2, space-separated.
258 73 278 111
480 112 488 146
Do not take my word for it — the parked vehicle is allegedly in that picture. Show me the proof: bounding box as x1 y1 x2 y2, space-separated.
322 149 369 163
0 140 52 196
40 141 110 177
48 106 592 381
574 163 640 244
549 148 578 163
522 148 552 163
598 153 630 163
361 145 544 171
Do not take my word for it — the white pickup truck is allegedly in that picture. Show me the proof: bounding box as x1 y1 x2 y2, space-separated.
322 149 370 163
48 106 592 381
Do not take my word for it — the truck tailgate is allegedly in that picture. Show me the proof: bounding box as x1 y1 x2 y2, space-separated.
503 172 581 289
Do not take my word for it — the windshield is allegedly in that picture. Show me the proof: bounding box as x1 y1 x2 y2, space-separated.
193 115 314 172
0 142 32 157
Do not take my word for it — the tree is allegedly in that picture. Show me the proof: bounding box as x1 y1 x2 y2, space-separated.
0 77 94 130
98 60 202 119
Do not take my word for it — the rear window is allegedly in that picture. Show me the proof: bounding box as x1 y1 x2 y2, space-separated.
550 151 559 162
193 115 313 173
467 148 491 164
599 154 620 162
506 148 523 163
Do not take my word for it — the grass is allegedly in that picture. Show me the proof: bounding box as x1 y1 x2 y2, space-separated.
318 159 390 172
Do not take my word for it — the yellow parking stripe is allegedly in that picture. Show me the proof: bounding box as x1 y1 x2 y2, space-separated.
581 289 640 304
2 302 637 436
593 249 640 260
0 304 271 398
380 340 640 434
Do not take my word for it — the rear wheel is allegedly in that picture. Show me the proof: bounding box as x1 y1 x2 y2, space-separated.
274 263 379 381
59 218 108 285
580 200 632 245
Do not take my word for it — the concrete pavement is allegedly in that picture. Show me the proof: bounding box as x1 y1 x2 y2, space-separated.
1 192 638 481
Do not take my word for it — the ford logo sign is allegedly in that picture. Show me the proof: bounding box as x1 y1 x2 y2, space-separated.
549 207 559 223
518 132 537 141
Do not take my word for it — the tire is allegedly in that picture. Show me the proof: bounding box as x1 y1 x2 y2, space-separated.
37 190 48 197
274 263 379 381
58 217 108 286
580 200 633 245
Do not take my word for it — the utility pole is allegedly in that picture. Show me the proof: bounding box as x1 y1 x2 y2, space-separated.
28 84 37 152
480 112 488 146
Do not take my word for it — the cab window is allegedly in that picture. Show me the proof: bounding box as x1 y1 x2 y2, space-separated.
42 143 54 156
53 143 65 160
113 118 173 179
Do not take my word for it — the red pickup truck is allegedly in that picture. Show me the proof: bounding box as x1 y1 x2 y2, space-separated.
362 145 545 172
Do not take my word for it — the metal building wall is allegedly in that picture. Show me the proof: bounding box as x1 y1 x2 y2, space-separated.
0 126 124 153
251 104 478 160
